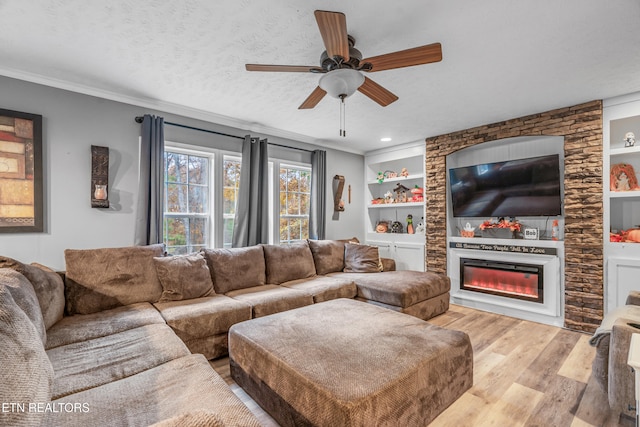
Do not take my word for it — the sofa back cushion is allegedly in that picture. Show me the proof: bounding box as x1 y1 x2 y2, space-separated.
203 246 266 294
263 241 316 284
0 256 65 329
64 244 165 315
0 283 53 427
307 238 359 275
154 252 215 302
343 243 383 273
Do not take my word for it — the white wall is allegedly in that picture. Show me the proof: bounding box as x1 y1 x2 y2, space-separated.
0 76 365 269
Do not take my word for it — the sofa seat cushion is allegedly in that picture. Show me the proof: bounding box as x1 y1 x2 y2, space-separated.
226 285 314 318
0 268 46 343
45 302 166 350
0 256 65 329
263 241 316 284
47 324 190 399
0 285 54 427
154 295 252 341
280 276 357 303
203 246 267 294
44 354 261 427
328 271 450 308
64 244 165 315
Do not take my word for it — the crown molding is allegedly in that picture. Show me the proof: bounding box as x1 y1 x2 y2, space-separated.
0 67 365 155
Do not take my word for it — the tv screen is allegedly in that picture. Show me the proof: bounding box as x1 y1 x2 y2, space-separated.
449 154 562 218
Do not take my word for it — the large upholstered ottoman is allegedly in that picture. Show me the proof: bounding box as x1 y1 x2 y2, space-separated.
229 298 473 427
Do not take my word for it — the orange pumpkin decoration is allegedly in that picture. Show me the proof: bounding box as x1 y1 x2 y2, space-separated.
627 229 640 242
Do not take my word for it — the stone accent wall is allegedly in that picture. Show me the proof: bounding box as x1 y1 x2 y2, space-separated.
425 100 603 332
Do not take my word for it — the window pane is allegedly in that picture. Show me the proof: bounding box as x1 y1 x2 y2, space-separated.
287 193 300 215
224 159 241 187
172 153 188 183
299 170 311 193
300 193 309 214
223 218 234 248
167 183 188 212
301 218 309 239
165 217 187 247
279 168 287 191
290 217 301 240
165 152 179 183
189 218 207 246
279 192 287 215
189 185 207 213
280 218 289 242
287 169 299 192
188 156 208 185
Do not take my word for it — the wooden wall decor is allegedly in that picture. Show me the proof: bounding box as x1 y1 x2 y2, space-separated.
333 175 345 212
0 108 43 232
91 145 109 208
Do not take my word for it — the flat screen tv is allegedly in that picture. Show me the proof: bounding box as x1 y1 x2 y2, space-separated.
449 154 562 218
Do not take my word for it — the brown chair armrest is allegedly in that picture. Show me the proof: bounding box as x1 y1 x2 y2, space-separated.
381 258 396 272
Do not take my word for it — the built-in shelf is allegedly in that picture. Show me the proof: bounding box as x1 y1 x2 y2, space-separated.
368 202 424 209
610 191 640 199
366 174 424 185
610 146 640 156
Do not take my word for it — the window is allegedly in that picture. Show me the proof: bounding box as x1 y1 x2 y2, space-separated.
164 150 211 254
222 155 241 248
278 164 311 244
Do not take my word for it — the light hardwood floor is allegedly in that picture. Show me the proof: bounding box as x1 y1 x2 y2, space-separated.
211 304 634 427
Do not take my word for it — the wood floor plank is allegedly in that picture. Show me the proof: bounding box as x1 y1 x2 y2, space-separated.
559 333 597 384
516 328 581 392
474 382 544 427
524 375 587 427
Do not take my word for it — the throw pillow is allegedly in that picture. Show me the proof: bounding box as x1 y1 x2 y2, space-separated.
307 237 359 275
64 244 165 315
0 257 65 330
262 241 316 284
203 246 266 294
154 252 214 302
0 269 47 344
343 243 383 273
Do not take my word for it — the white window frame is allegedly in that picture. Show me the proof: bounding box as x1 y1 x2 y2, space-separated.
271 159 312 244
164 142 242 251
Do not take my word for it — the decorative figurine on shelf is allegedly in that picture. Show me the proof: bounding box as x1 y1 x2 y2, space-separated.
375 221 389 233
377 171 385 183
384 190 394 204
393 183 410 203
625 132 636 148
460 222 475 238
410 185 424 202
384 170 397 179
611 163 639 191
406 214 414 234
415 217 425 234
390 221 403 233
400 167 409 178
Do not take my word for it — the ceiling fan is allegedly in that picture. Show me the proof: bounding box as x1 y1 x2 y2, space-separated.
245 10 443 110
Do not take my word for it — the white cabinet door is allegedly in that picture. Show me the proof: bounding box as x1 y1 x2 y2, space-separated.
367 240 425 272
608 257 640 312
394 242 425 271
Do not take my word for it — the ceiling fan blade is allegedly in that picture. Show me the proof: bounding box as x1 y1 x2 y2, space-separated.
246 64 321 73
314 10 350 60
357 77 398 107
362 42 442 72
299 86 327 109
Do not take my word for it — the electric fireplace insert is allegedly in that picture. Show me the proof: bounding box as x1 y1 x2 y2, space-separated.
460 258 544 303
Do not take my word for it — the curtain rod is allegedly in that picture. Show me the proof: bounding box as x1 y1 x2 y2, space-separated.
134 116 315 153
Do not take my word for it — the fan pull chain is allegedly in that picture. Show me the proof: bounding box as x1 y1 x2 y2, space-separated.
339 94 346 137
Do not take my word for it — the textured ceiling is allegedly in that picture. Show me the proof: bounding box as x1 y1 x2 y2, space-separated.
1 0 640 154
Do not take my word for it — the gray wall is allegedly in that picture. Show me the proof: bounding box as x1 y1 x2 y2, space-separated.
0 76 364 269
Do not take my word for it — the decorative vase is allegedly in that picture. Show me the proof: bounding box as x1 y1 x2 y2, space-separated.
94 184 107 200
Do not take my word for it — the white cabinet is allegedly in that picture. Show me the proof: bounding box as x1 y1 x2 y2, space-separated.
604 92 640 313
364 142 426 271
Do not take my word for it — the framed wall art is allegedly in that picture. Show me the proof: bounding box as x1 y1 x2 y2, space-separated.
0 108 43 232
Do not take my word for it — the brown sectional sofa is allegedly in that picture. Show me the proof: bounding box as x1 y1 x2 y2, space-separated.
0 238 451 426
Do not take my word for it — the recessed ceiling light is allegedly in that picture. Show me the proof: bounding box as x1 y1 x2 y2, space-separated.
380 137 392 142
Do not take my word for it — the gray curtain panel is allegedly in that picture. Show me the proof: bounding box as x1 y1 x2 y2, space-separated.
232 136 269 247
134 114 165 246
309 149 326 240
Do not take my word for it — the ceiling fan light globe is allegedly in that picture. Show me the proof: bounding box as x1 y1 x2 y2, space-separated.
318 69 365 99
